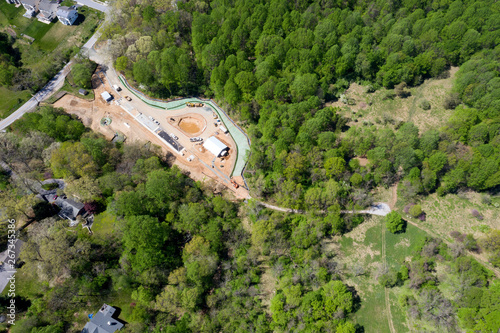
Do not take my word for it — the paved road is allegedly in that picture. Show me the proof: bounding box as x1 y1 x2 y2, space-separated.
0 12 104 132
0 239 23 293
77 0 110 13
0 62 72 131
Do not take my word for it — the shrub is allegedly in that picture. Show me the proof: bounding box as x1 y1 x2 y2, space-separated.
379 272 399 287
419 99 431 110
403 203 414 214
418 213 426 221
490 251 500 268
464 234 479 252
399 265 409 281
481 195 491 205
409 204 422 218
383 91 396 100
382 113 395 125
471 209 483 220
450 231 462 239
340 94 348 104
443 93 461 109
394 82 411 98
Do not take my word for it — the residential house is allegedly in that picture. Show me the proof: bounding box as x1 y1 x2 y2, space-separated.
20 0 39 17
44 194 86 226
82 304 124 333
5 0 21 6
57 6 78 25
37 0 58 23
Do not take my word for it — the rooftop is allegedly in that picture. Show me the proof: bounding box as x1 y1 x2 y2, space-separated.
57 5 77 18
82 304 124 333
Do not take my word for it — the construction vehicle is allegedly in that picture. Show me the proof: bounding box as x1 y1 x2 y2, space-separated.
213 113 218 119
196 103 204 107
186 102 195 107
230 179 239 189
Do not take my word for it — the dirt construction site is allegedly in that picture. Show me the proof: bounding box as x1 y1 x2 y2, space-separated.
54 67 250 199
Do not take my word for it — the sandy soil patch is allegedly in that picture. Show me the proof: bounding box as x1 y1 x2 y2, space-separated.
354 157 369 166
168 114 208 137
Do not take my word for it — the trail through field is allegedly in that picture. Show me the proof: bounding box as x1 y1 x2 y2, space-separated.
256 201 391 216
390 183 399 209
381 221 397 333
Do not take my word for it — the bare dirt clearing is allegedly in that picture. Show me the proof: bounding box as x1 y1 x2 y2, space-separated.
53 69 249 199
177 115 206 136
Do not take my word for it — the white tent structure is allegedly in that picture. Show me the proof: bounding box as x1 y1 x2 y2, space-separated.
101 91 113 102
203 136 228 157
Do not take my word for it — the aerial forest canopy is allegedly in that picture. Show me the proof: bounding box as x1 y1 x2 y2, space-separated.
103 0 499 209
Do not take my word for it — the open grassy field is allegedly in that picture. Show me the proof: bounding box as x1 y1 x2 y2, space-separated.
399 192 500 242
323 215 433 333
328 67 458 132
0 2 24 27
0 87 32 118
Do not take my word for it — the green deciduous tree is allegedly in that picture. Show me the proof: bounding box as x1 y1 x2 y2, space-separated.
71 60 96 89
325 157 346 178
385 211 405 233
121 215 170 273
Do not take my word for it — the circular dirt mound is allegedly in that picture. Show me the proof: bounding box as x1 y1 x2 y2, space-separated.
178 116 205 136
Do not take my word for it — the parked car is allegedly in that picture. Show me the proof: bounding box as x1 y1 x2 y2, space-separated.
170 133 178 140
124 95 131 101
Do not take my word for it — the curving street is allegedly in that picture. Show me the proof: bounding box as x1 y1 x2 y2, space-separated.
0 2 107 131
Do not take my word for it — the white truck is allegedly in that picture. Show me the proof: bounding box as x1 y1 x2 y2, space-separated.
113 84 121 92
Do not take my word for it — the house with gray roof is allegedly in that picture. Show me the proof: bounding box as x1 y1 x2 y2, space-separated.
44 194 86 226
57 6 78 25
20 0 39 17
37 0 58 23
82 304 123 333
5 0 21 5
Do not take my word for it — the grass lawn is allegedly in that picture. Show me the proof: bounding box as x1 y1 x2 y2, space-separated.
21 20 54 42
0 2 33 32
0 87 32 119
38 22 75 51
332 216 434 333
91 211 122 237
385 224 429 270
0 2 24 25
399 192 500 242
351 284 391 332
